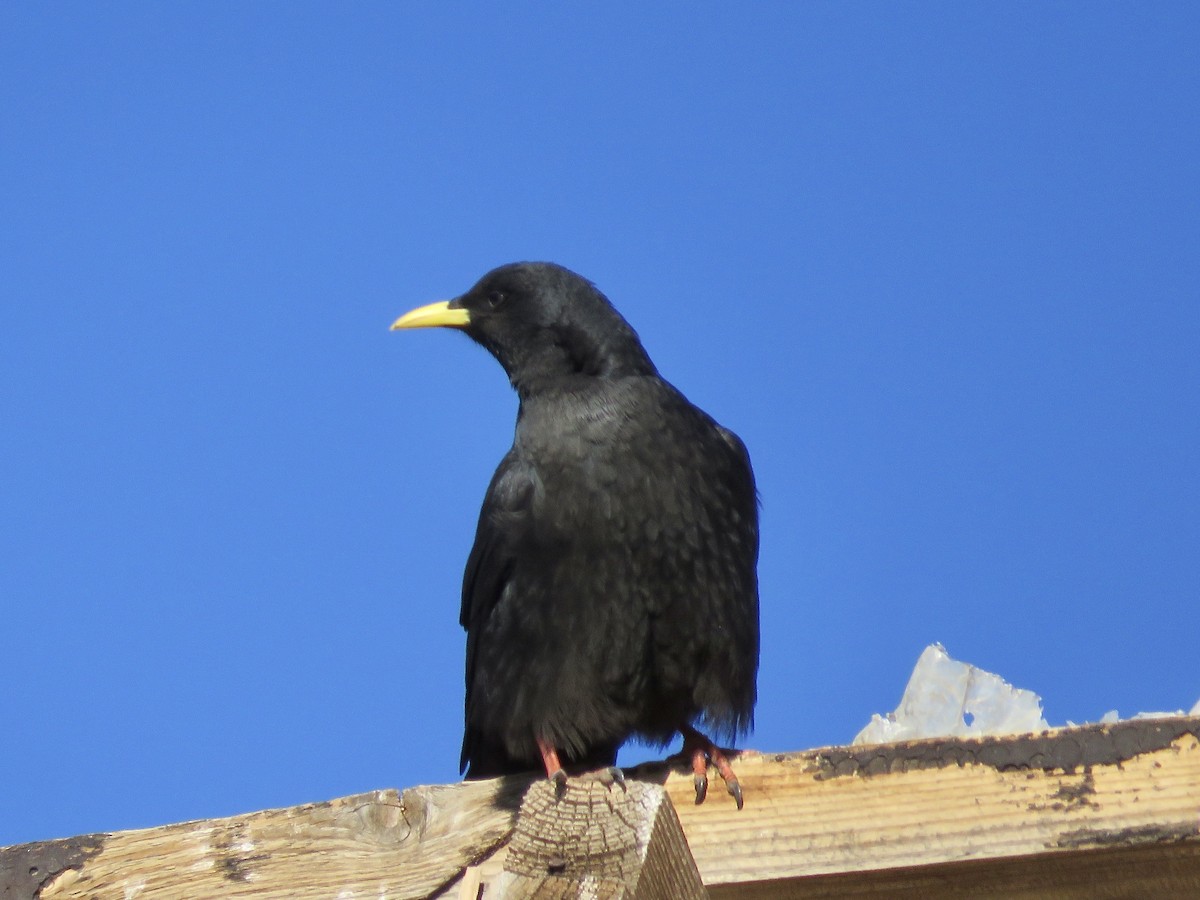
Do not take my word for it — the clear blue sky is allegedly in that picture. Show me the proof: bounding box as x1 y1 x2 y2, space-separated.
3 3 1198 848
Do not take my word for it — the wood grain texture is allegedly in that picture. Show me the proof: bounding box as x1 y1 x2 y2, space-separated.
4 717 1198 899
7 780 531 900
654 718 1200 888
483 779 706 899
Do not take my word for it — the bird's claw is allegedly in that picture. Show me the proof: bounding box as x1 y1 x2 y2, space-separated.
548 768 568 799
682 723 745 809
727 777 744 810
604 766 628 792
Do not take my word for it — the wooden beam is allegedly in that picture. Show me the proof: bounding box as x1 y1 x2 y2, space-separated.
2 779 529 900
672 720 1200 897
2 717 1198 898
463 778 706 899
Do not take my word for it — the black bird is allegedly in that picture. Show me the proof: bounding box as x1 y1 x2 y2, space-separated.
392 262 759 806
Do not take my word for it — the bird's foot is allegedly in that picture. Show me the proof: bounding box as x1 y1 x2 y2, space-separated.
681 724 744 809
536 737 627 798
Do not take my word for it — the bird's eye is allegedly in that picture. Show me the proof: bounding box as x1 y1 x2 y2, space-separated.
487 291 506 309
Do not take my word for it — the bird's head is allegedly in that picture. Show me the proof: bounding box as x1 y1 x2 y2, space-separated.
392 262 657 394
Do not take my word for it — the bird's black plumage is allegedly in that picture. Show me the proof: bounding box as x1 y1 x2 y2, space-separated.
393 262 759 793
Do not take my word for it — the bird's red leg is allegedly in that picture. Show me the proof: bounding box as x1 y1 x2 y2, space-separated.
536 736 568 796
680 724 744 809
688 739 709 805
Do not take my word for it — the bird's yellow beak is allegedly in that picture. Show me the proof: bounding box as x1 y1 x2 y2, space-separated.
390 300 471 331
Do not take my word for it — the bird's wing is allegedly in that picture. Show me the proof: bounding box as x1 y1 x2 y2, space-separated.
716 423 761 520
460 449 537 630
458 449 539 772
672 415 760 739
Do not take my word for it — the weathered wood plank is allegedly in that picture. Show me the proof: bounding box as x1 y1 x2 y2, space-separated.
4 779 531 900
488 779 705 899
652 717 1200 888
705 842 1200 899
3 717 1198 898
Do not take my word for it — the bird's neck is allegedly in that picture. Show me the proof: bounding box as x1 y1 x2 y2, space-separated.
506 340 657 400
